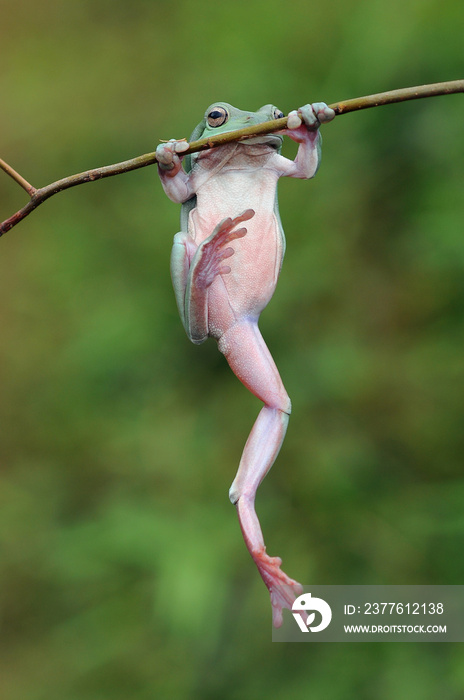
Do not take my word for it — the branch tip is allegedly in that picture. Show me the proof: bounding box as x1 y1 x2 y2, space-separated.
0 158 37 197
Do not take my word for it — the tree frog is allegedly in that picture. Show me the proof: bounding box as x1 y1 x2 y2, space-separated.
156 101 334 627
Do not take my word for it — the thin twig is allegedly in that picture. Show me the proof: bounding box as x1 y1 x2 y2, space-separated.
0 158 37 196
1 80 463 237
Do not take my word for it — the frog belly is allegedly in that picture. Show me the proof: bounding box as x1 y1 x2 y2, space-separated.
202 209 283 336
188 166 284 336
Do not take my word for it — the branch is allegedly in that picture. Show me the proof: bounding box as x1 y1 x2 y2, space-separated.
0 152 160 236
1 80 463 237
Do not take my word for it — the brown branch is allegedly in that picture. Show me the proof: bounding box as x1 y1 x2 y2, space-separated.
0 152 159 235
330 79 464 114
1 80 463 237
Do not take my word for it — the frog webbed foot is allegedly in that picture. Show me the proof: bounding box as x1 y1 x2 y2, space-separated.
252 547 303 628
194 209 255 289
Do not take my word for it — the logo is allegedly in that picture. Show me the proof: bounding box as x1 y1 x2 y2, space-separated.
292 592 332 633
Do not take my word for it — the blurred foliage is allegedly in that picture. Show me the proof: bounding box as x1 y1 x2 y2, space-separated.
1 0 464 698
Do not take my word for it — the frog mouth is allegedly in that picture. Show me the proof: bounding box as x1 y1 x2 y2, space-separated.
240 134 283 148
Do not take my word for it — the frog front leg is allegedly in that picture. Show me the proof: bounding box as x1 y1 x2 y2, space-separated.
274 102 335 179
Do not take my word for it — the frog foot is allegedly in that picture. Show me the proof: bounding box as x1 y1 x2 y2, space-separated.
195 209 255 289
252 547 303 628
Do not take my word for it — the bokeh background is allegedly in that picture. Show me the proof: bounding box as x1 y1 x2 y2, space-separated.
1 0 463 698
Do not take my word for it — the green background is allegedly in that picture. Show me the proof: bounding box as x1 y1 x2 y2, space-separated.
1 0 463 697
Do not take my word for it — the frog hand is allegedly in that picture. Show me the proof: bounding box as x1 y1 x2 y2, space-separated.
194 209 255 289
156 139 189 175
286 102 335 141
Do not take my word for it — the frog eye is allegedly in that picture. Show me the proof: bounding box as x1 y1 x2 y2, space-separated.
207 106 229 128
273 108 285 119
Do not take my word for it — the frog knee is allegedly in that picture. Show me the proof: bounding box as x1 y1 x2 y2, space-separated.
281 396 292 415
229 484 240 505
267 391 292 415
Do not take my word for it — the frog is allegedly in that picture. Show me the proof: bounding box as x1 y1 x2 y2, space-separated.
156 100 334 627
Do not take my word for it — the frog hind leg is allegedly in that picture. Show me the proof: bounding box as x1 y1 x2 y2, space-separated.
218 320 302 628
